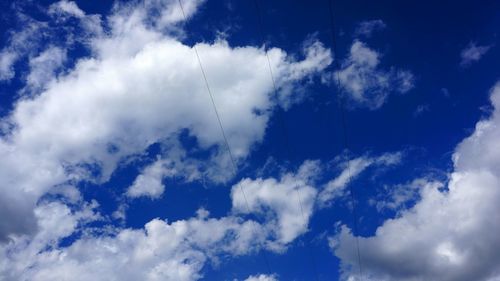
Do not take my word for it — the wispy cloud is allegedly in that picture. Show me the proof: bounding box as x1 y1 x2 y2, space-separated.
413 104 430 117
335 40 414 109
318 152 402 206
354 19 386 38
460 42 492 67
244 274 278 281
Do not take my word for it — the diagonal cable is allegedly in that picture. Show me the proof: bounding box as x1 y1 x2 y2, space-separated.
327 0 364 278
177 0 273 274
251 1 322 280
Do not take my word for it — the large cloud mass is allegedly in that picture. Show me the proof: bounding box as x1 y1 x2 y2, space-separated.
0 203 265 281
0 160 330 281
0 0 336 279
332 82 500 281
0 0 331 241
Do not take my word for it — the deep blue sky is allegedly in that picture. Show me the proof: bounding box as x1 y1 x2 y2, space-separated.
0 0 499 280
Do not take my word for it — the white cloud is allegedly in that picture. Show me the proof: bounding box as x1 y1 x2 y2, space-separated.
371 178 428 212
231 161 319 248
127 159 169 199
244 274 278 281
49 0 86 18
335 40 414 109
354 20 386 38
230 155 402 250
0 1 102 83
460 42 492 67
0 204 269 281
33 200 100 246
332 81 500 281
0 150 397 280
25 46 67 92
0 200 100 279
0 17 48 82
146 0 205 28
49 1 103 38
126 140 207 199
318 152 402 206
0 50 18 81
275 38 333 109
0 0 331 240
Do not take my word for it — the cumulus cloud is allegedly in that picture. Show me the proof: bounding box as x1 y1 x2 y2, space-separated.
231 161 319 248
0 1 426 280
318 152 402 206
354 19 386 38
3 154 368 280
25 46 67 92
332 81 500 281
0 0 331 240
335 40 414 109
3 157 331 281
127 138 214 199
0 204 267 281
460 42 492 67
127 159 170 199
230 155 401 250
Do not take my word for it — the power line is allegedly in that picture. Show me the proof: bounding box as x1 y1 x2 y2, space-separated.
251 1 321 281
327 0 364 279
176 0 273 275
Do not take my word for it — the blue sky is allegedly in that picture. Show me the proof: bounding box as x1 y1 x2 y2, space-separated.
0 0 499 280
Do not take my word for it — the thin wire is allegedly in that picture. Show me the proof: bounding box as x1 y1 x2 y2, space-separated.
327 0 364 278
252 1 321 280
177 0 273 274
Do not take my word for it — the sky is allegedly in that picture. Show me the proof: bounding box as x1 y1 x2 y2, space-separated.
0 0 499 280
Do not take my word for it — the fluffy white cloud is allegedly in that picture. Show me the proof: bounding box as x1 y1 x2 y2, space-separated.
49 0 86 18
460 42 492 67
332 81 500 281
0 204 267 281
244 274 278 281
0 0 331 240
2 159 327 280
318 152 402 206
127 138 207 199
25 46 67 92
335 40 414 109
127 159 170 199
354 19 386 38
126 140 208 199
230 155 401 250
146 0 205 28
231 161 319 248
